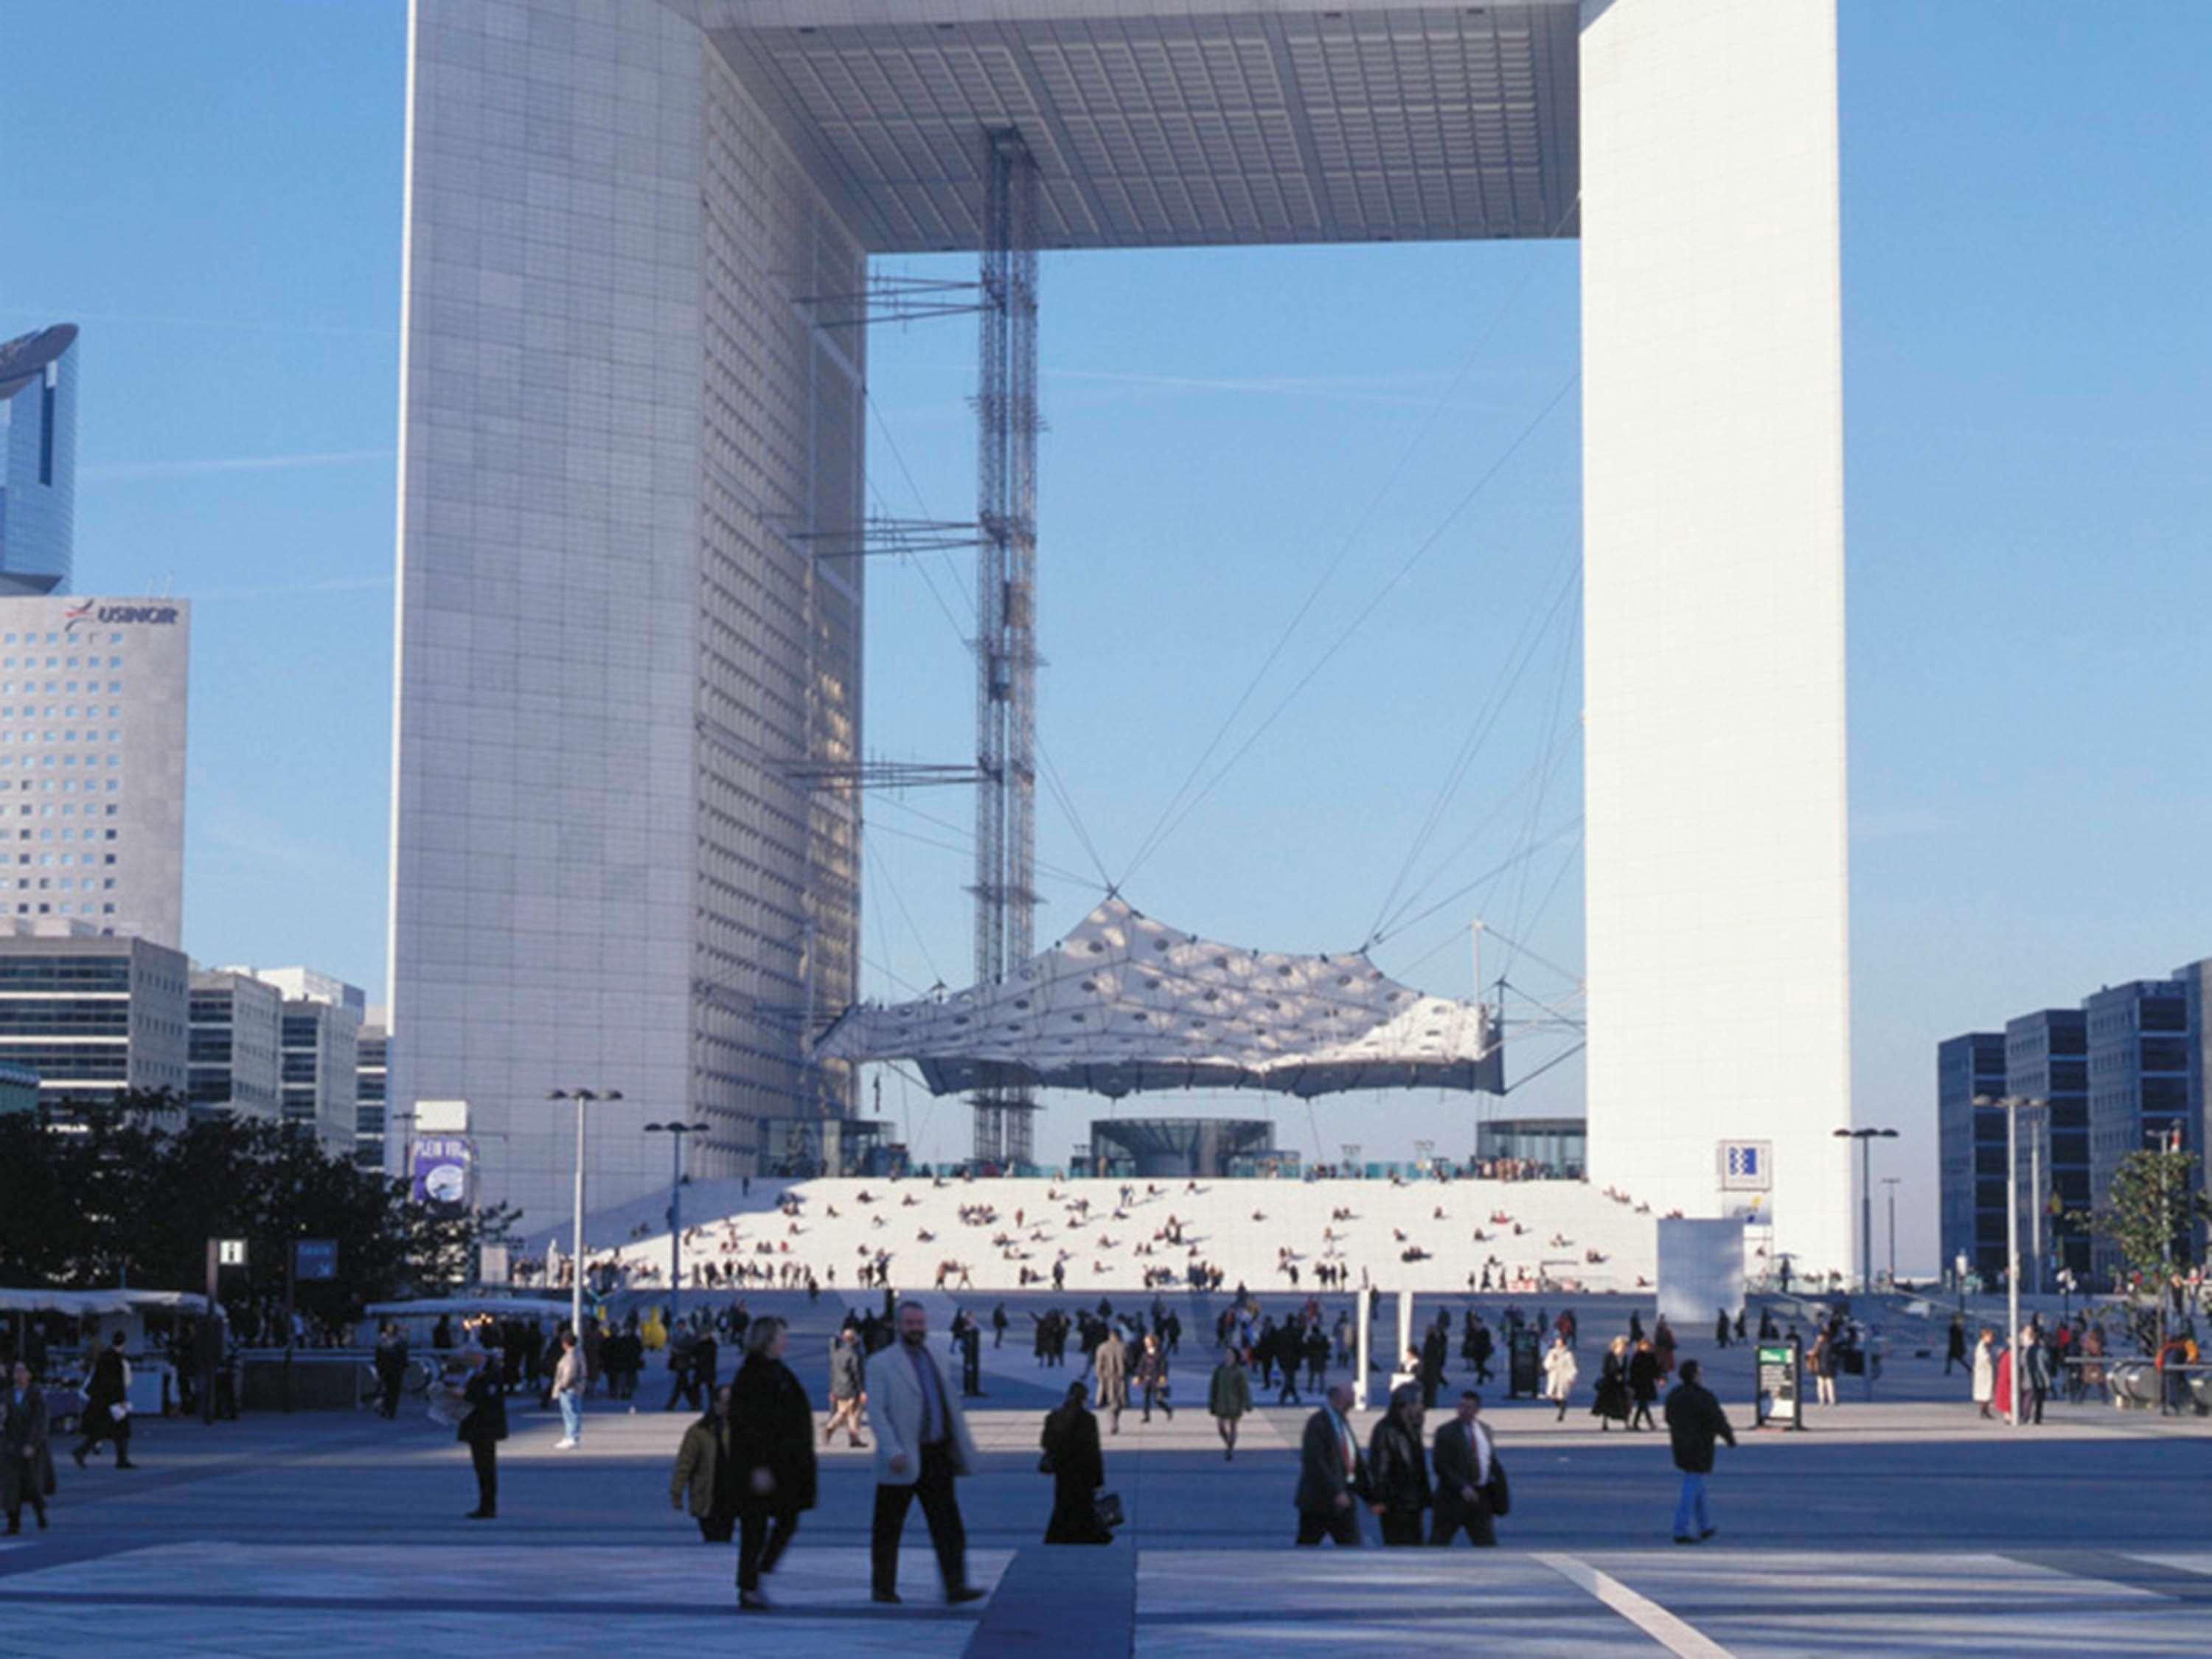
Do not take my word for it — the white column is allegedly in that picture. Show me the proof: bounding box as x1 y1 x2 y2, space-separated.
1578 0 1854 1282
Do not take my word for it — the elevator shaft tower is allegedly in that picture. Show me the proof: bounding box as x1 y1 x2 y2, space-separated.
970 129 1041 1166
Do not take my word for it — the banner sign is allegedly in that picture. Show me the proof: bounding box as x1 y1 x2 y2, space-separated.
412 1135 473 1210
1719 1140 1773 1192
293 1238 338 1281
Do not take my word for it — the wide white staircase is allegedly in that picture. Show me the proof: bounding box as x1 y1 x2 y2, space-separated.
537 1175 1661 1297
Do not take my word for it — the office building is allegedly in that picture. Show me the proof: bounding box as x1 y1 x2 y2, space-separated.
2003 1009 2088 1281
254 968 364 1160
0 323 77 597
1936 1032 2009 1281
392 0 1852 1258
0 593 189 947
355 1016 388 1171
0 925 187 1110
2084 979 2194 1283
186 969 283 1122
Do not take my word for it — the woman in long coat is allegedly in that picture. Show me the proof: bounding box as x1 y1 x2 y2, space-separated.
1040 1382 1110 1543
728 1317 818 1610
1590 1335 1632 1430
1541 1333 1579 1422
1627 1338 1660 1430
1972 1328 1997 1419
1364 1383 1432 1546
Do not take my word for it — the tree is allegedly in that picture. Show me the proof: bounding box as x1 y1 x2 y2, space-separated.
2073 1147 2206 1349
0 1093 514 1327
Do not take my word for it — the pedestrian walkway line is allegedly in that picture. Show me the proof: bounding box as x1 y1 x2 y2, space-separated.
1533 1553 1736 1659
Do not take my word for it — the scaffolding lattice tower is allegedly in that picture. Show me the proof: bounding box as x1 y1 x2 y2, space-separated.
970 128 1041 1166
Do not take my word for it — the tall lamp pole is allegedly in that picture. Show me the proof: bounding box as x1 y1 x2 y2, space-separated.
1976 1095 2045 1428
645 1120 711 1325
548 1088 622 1351
1832 1127 1899 1295
1882 1177 1900 1288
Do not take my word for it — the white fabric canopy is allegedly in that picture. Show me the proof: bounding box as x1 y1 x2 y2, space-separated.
816 897 1503 1099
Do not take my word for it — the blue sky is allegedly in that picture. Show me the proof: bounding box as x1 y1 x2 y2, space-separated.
1 3 2205 1270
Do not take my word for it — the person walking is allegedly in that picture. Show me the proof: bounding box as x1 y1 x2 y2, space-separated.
1542 1332 1579 1422
72 1331 133 1470
1653 1315 1677 1381
2022 1326 2053 1425
1040 1381 1110 1543
1945 1313 1967 1376
1135 1332 1174 1424
1093 1325 1130 1436
1208 1345 1253 1461
1293 1382 1368 1547
1430 1389 1500 1547
1808 1326 1838 1408
1663 1358 1735 1544
373 1323 411 1419
3 1362 52 1534
824 1327 869 1448
1972 1326 1997 1419
670 1383 737 1543
1591 1335 1631 1432
729 1317 816 1611
1365 1382 1432 1545
992 1303 1009 1350
551 1330 585 1449
1627 1338 1660 1431
662 1325 696 1413
455 1348 507 1520
866 1301 986 1607
1714 1309 1731 1350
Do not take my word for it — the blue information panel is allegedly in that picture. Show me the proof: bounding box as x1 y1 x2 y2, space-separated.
293 1238 338 1281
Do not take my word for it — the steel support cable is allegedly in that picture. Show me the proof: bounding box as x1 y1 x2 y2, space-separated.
1116 196 1582 890
1461 919 1583 990
1119 368 1583 890
1366 814 1582 950
1503 1040 1585 1095
863 383 1114 908
1503 827 1584 984
1495 598 1583 978
868 810 1094 891
864 839 945 990
1366 620 1582 953
1363 546 1581 945
873 772 1097 888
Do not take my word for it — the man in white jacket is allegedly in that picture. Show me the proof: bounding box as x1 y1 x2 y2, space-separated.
866 1301 985 1607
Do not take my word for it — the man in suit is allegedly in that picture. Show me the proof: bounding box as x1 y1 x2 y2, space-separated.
1293 1382 1367 1545
1092 1325 1129 1435
866 1301 987 1607
1430 1390 1498 1545
72 1331 133 1470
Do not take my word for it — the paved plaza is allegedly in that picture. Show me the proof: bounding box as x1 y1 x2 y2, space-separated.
4 1293 2208 1657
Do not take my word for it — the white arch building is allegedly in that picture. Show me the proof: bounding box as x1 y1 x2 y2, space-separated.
390 0 1854 1279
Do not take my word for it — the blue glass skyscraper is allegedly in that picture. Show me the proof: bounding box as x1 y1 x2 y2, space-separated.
0 323 78 596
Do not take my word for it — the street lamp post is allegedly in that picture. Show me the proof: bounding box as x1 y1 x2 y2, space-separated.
1832 1127 1899 1295
547 1088 622 1354
1976 1094 2045 1429
645 1120 712 1325
1882 1177 1900 1288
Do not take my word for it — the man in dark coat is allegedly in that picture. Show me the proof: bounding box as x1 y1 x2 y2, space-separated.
1430 1390 1498 1545
72 1331 133 1470
728 1318 816 1610
373 1324 410 1419
1293 1382 1368 1546
1418 1324 1448 1409
1040 1382 1109 1543
1663 1359 1736 1543
3 1362 53 1532
1364 1383 1431 1545
669 1383 737 1542
456 1348 507 1519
